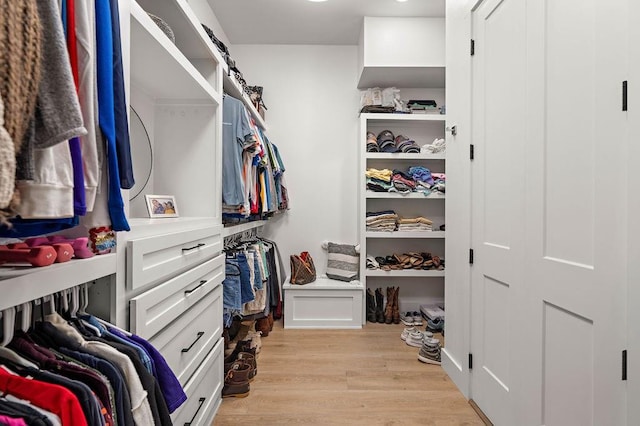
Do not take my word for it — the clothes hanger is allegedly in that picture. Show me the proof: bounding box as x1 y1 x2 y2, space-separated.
19 303 30 333
0 308 15 347
70 286 79 318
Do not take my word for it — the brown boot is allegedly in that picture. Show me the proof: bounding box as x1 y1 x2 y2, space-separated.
256 316 270 337
267 312 274 331
384 287 394 324
375 288 385 323
222 365 250 398
237 352 257 378
392 287 401 324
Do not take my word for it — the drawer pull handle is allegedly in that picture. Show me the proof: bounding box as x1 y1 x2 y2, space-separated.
183 397 206 426
184 280 207 296
182 243 205 253
182 331 205 353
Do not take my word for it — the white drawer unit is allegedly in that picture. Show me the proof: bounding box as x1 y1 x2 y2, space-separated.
149 283 223 386
126 225 222 291
129 254 225 340
171 338 224 426
284 277 365 329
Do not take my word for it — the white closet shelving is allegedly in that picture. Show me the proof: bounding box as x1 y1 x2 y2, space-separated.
359 113 447 313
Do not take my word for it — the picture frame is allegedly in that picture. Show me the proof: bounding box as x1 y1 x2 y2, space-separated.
145 195 179 218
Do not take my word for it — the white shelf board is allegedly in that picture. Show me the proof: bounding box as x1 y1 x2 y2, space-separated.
222 221 266 237
361 113 447 122
223 71 267 130
365 191 445 199
366 231 445 239
130 1 220 104
358 66 445 89
0 254 117 310
136 0 223 62
365 269 445 278
365 153 445 160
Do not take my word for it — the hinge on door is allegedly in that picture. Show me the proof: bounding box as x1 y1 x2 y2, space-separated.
469 353 473 369
622 350 628 380
623 81 628 111
469 249 474 264
470 144 475 160
470 39 475 56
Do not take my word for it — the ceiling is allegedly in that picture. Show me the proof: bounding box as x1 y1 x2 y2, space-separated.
207 0 445 45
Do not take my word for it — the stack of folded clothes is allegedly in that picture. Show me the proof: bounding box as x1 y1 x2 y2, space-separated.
366 210 398 232
365 168 393 192
431 172 446 194
391 170 417 193
397 216 433 231
421 138 446 154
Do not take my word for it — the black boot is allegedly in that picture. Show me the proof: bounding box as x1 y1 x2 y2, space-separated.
366 288 377 322
375 288 385 323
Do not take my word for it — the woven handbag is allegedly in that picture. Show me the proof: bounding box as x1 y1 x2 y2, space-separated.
290 251 316 285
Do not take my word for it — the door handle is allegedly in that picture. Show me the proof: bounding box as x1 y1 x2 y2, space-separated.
446 125 457 136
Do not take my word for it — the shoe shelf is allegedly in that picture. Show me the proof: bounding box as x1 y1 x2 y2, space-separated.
130 1 220 104
0 254 117 311
365 191 445 199
365 153 445 160
365 231 445 239
365 269 445 278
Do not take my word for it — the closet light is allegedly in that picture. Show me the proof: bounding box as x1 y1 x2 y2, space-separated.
308 0 328 2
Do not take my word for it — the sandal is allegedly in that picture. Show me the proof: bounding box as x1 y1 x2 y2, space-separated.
405 252 425 269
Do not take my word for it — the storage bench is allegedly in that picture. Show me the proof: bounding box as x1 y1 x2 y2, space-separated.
283 277 364 329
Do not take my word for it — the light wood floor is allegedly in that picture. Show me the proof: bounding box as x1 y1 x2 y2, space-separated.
213 321 484 426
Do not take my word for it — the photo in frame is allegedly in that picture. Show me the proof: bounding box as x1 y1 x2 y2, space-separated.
145 195 179 218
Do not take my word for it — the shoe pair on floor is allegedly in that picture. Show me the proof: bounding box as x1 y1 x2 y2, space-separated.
222 340 258 398
400 326 442 365
400 311 423 326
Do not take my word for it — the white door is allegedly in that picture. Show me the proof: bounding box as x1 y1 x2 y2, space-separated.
520 0 628 424
629 0 640 422
470 0 527 424
471 0 629 424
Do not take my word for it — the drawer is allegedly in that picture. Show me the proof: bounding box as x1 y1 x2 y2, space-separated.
171 337 224 426
127 225 222 291
149 283 223 386
130 254 224 339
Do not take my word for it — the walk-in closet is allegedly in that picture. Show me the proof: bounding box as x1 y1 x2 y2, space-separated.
0 0 637 424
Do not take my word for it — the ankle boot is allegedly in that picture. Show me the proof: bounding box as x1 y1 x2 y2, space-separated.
237 352 257 378
392 287 401 324
375 288 385 323
384 287 394 324
267 312 274 331
366 289 377 322
222 365 251 398
256 316 270 337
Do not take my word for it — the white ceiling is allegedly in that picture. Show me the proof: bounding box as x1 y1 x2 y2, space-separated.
207 0 445 45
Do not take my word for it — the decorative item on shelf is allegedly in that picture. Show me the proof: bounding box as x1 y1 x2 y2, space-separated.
290 251 316 285
247 86 267 119
147 13 175 44
145 195 179 218
89 227 116 254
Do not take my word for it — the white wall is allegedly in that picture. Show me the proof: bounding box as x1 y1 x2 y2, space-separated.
363 17 445 67
231 45 360 278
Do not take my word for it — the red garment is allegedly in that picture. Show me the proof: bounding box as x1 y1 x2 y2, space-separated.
65 0 79 89
0 367 88 426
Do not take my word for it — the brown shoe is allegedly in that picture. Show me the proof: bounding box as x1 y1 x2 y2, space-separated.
392 287 400 324
384 287 394 324
222 367 250 398
256 316 270 337
375 288 385 323
267 312 274 331
237 352 257 378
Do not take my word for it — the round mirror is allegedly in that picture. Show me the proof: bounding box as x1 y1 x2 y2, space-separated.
128 106 152 201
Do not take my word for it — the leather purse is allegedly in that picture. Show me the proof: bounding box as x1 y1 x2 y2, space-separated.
290 251 316 285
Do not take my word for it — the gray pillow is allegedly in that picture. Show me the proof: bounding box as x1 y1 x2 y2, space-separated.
326 242 359 282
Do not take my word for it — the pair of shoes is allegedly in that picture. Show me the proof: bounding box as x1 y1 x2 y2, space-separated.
406 330 433 348
222 365 251 398
426 317 445 333
417 337 442 365
400 326 417 341
400 311 423 326
384 287 401 324
255 313 274 337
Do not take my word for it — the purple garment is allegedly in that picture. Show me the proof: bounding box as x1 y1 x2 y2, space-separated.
69 137 86 215
127 333 187 413
0 414 28 426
